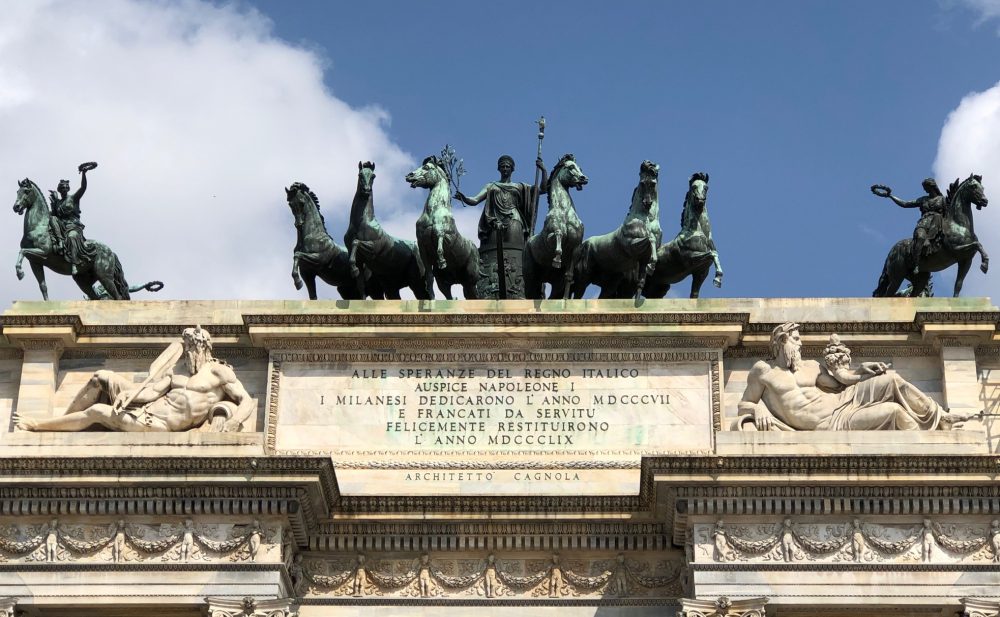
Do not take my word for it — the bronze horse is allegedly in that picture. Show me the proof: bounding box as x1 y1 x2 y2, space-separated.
345 161 430 299
873 174 988 297
408 156 479 299
286 181 370 300
13 178 160 300
639 172 723 299
523 154 587 299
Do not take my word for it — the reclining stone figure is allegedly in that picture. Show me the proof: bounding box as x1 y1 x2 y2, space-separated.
16 326 254 432
736 323 974 431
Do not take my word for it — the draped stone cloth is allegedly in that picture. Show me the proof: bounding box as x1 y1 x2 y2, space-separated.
817 372 942 430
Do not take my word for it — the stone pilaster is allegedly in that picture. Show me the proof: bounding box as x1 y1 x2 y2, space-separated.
679 596 768 617
960 598 1000 617
13 338 64 422
204 596 298 617
939 340 983 418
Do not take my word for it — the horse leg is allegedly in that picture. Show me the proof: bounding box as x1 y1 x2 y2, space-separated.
348 241 361 278
303 272 319 300
710 251 723 288
977 242 990 274
29 261 49 301
436 234 447 270
291 255 303 290
689 267 710 299
96 271 121 300
75 275 100 300
953 257 974 297
908 272 932 297
552 232 563 269
15 250 27 280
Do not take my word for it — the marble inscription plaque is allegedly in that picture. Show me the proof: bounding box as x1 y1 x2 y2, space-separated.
274 358 713 455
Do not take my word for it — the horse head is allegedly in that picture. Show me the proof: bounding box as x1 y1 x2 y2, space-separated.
549 154 588 193
406 156 447 189
285 181 322 229
963 174 988 211
13 178 41 216
357 161 376 196
638 160 660 209
687 172 709 208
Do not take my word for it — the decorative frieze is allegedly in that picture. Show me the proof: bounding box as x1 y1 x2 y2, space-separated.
299 552 682 599
695 518 1000 564
680 596 767 617
0 519 281 564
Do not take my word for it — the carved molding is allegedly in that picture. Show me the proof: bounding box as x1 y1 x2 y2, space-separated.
205 596 298 617
746 321 919 334
298 552 682 600
726 345 937 359
264 336 729 351
61 346 267 360
0 519 279 564
0 597 15 617
312 521 673 553
244 312 751 327
16 338 65 352
697 518 1000 564
711 356 722 432
270 350 717 363
679 596 768 617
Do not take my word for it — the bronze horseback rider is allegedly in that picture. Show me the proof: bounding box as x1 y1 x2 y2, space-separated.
48 162 97 275
873 178 945 275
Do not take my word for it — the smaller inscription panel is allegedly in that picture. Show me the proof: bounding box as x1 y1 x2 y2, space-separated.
275 357 713 456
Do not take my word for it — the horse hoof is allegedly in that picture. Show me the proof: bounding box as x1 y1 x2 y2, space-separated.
15 269 24 281
292 277 303 290
552 258 562 269
437 260 447 270
982 262 990 274
713 275 723 288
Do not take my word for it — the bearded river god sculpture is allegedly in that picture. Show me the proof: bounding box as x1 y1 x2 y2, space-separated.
735 323 976 431
14 326 254 432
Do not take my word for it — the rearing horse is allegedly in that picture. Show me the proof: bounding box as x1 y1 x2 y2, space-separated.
13 178 156 300
640 172 723 299
345 161 430 299
407 156 479 299
286 181 366 300
523 154 587 299
873 173 989 297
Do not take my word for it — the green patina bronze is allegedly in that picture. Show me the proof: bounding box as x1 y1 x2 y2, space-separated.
872 174 989 297
639 171 724 299
286 181 373 300
408 156 480 299
345 161 431 300
524 154 585 299
13 163 162 301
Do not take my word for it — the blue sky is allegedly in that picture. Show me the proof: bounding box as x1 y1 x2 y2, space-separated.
1 0 999 303
240 0 1000 298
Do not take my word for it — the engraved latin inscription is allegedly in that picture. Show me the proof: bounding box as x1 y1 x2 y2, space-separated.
276 360 712 453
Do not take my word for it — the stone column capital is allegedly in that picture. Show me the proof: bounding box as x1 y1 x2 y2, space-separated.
961 597 1000 617
680 596 768 617
204 596 299 617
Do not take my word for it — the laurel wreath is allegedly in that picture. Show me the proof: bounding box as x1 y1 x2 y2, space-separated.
870 184 891 198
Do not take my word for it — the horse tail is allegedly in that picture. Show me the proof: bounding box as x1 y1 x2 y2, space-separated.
109 253 131 300
873 240 908 297
129 280 165 294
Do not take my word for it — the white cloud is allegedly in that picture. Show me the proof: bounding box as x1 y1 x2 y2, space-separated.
951 0 1000 29
933 81 1000 298
0 0 429 305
